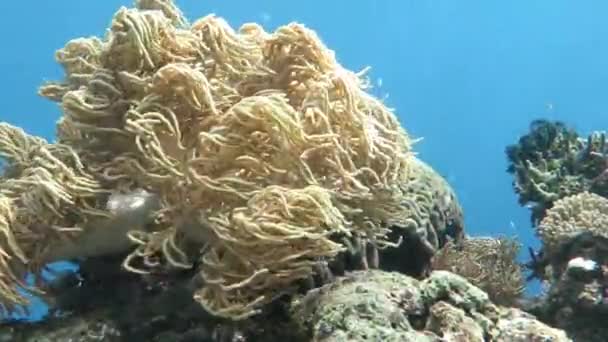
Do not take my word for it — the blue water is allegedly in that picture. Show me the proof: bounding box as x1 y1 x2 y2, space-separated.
1 0 608 321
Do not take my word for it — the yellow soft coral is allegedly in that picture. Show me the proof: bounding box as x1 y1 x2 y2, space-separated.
0 0 414 319
194 185 349 319
0 123 111 313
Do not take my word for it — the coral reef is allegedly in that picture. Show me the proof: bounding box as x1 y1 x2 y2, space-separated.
506 119 608 225
524 192 608 341
537 192 608 256
0 267 570 341
291 270 569 341
378 156 465 278
0 0 424 322
0 124 161 315
4 0 603 340
430 236 525 306
0 255 245 342
505 119 608 341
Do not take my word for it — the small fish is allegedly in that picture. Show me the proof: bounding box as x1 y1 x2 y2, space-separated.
567 257 599 273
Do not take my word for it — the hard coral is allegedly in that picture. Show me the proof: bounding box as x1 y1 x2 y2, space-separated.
379 156 465 277
505 119 584 224
291 270 569 342
506 119 608 225
1 0 414 320
532 193 608 341
537 192 608 255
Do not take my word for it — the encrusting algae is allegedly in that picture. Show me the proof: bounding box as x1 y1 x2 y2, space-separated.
0 0 415 320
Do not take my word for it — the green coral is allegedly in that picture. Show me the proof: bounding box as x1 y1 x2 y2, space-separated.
506 119 608 224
